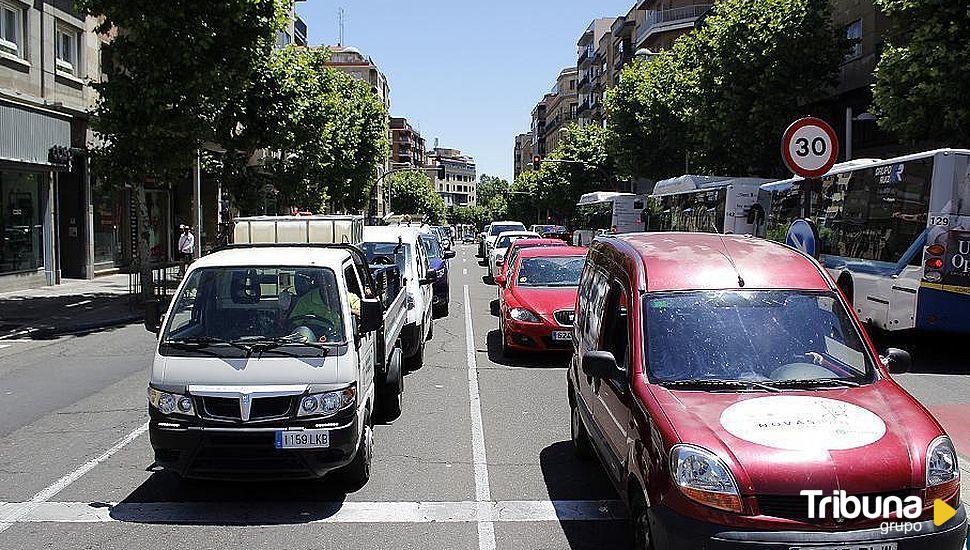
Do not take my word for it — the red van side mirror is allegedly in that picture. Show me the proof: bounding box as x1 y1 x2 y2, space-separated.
494 273 506 287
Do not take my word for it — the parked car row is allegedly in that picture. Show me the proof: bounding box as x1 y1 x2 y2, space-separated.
143 216 455 489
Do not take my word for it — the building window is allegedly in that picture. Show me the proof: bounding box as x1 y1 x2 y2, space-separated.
55 24 80 76
0 1 24 58
276 30 291 48
845 20 862 60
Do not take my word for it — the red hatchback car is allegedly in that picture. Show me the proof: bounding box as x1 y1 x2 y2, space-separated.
499 245 587 355
568 233 967 549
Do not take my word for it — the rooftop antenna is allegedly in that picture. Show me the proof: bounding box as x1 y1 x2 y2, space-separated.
710 221 745 288
337 7 345 46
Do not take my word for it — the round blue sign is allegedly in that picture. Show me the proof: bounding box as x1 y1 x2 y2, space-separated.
786 219 819 257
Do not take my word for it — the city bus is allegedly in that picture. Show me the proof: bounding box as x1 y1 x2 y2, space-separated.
758 149 970 334
644 175 772 235
571 192 646 246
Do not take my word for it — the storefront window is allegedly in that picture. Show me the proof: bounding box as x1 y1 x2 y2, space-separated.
92 179 124 269
145 189 170 265
0 171 45 274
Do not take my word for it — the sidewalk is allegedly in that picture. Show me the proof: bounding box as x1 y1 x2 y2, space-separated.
0 275 143 339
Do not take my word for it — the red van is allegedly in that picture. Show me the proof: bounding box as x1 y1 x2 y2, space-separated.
567 233 967 549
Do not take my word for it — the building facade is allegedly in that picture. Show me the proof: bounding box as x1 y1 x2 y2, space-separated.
427 148 477 208
390 117 426 169
633 1 712 53
530 94 552 159
577 18 617 127
0 0 103 290
543 67 579 154
513 132 533 180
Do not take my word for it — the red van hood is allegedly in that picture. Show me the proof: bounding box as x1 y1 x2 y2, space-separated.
652 380 943 496
508 286 578 318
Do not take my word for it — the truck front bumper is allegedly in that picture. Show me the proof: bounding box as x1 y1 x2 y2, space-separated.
149 410 360 480
648 505 968 550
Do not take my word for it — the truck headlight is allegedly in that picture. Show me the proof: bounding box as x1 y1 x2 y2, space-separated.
670 444 742 513
298 387 356 418
510 308 541 323
927 436 959 487
148 387 195 416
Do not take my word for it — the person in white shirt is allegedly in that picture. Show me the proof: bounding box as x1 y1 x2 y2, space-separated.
177 225 195 275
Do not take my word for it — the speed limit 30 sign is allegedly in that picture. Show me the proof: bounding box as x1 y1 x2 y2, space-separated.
782 117 839 178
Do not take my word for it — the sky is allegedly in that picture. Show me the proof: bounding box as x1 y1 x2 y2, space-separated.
300 0 634 183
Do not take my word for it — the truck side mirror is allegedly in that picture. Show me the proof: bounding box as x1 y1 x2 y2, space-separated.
360 298 383 333
883 348 911 375
144 299 162 334
444 250 456 260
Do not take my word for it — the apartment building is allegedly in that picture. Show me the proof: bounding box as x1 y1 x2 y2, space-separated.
530 93 553 158
544 67 579 153
427 148 477 208
634 0 712 52
611 9 639 80
0 0 102 290
576 18 617 126
390 117 426 169
513 132 534 179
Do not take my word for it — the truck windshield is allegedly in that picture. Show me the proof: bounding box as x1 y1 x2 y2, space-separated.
420 234 442 260
161 267 346 355
516 256 585 287
645 290 875 386
490 224 525 236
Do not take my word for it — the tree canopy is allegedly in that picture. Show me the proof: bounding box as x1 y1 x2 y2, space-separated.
872 0 970 145
386 171 447 225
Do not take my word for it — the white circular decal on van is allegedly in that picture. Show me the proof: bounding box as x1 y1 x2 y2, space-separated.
719 396 886 451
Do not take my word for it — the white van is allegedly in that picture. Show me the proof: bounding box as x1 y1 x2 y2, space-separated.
362 226 434 369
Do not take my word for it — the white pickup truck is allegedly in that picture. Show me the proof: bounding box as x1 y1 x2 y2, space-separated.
143 216 406 486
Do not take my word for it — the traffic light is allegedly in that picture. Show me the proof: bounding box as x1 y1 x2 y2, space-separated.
532 155 542 170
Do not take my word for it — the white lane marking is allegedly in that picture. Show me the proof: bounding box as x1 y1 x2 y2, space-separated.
464 284 495 550
0 422 149 534
463 268 468 275
0 500 626 524
0 345 9 350
64 300 92 308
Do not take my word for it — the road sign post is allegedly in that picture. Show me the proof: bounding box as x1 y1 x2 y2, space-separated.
781 117 839 178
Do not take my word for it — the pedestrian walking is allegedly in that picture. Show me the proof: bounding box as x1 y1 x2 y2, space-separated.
177 225 195 276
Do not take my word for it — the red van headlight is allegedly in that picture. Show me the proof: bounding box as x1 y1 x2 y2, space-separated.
926 436 960 502
670 444 743 513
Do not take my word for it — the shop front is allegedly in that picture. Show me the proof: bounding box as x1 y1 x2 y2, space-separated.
0 98 70 292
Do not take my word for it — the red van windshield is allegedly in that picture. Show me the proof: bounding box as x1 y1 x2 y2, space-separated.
645 290 875 386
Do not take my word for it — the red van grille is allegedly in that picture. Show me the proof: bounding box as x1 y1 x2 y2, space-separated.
756 490 915 524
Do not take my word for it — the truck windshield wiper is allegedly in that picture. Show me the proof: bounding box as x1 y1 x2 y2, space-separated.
236 336 335 355
765 378 862 389
660 378 781 393
165 336 253 353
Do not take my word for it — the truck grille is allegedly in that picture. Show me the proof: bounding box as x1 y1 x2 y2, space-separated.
201 396 294 421
554 310 575 326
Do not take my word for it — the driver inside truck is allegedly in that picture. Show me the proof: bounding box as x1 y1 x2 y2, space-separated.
288 270 343 343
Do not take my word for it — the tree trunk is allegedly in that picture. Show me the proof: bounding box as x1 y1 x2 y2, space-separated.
133 182 153 301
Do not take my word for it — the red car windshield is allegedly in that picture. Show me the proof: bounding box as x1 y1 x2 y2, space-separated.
515 256 585 287
645 290 875 386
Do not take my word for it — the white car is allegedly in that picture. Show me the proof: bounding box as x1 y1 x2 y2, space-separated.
482 221 527 258
488 231 540 279
363 226 434 369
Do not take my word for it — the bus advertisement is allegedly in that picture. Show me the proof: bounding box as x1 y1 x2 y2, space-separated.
759 149 970 334
644 176 772 235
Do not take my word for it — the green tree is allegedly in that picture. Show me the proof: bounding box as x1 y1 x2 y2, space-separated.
450 205 490 229
386 171 446 225
872 0 970 145
685 0 845 176
76 0 290 295
476 174 510 221
215 47 388 215
535 124 616 220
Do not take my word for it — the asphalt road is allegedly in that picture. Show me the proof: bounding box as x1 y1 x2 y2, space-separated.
0 243 967 550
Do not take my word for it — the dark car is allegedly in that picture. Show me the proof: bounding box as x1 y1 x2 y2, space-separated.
420 231 455 317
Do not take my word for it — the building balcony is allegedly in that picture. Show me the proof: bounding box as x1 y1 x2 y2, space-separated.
578 48 592 66
577 100 592 114
635 4 712 48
